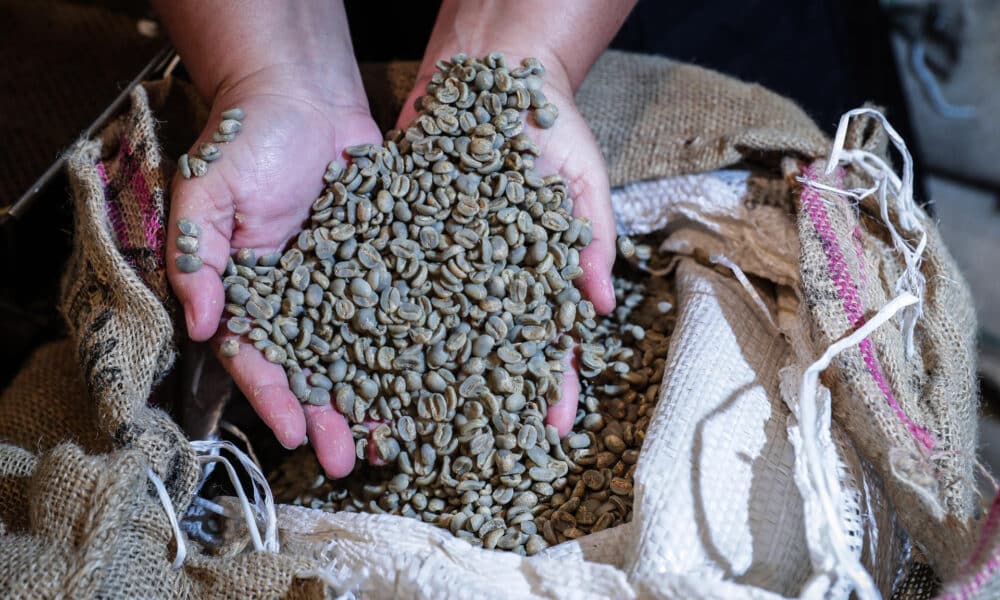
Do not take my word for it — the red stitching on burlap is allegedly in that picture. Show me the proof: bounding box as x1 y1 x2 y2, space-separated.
940 489 1000 600
800 166 935 451
98 161 129 250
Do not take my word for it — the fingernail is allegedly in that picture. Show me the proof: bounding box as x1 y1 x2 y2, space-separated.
278 427 300 450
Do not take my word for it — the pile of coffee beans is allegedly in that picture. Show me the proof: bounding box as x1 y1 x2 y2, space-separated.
221 51 585 429
271 250 675 554
214 51 676 554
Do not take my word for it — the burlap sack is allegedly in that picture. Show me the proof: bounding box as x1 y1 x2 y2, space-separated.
796 148 979 584
0 81 322 599
0 48 989 598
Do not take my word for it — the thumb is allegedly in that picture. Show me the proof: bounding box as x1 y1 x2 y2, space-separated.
536 111 617 316
167 111 240 341
566 160 616 316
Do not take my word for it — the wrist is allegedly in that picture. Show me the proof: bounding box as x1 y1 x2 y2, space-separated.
156 0 368 111
210 61 369 116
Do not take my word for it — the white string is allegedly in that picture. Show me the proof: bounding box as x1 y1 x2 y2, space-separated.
191 439 280 553
809 108 928 358
147 438 279 570
708 254 778 330
795 177 877 204
798 291 918 599
195 433 222 491
219 420 263 471
196 454 265 552
213 438 278 552
191 495 230 518
146 467 187 569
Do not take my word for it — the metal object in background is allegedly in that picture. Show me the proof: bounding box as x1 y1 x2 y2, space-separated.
2 44 176 224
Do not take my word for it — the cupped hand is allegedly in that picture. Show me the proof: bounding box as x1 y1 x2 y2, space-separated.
167 71 381 478
396 55 617 437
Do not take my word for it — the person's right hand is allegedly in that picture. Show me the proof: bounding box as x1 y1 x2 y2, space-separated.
157 1 379 478
396 0 636 438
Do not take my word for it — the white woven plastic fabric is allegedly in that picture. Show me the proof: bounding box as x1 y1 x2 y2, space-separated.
246 172 906 599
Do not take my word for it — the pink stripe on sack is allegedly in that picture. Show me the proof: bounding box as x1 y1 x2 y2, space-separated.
800 166 935 450
99 162 130 247
940 489 1000 600
941 553 1000 600
122 139 166 263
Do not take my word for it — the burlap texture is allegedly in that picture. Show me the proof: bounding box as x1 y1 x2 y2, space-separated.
935 489 1000 600
795 155 980 584
0 340 108 454
0 444 36 536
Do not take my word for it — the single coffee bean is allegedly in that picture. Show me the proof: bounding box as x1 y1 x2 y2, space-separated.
220 339 240 357
175 253 202 273
178 153 192 179
220 107 245 121
218 119 242 135
176 235 199 254
177 218 201 237
199 143 221 162
533 104 557 129
188 156 208 177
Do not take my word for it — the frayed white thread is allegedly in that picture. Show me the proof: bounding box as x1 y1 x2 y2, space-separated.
708 254 778 330
803 108 928 358
191 440 279 553
147 467 187 569
797 178 877 205
219 420 263 471
193 433 222 491
191 495 230 517
798 292 919 600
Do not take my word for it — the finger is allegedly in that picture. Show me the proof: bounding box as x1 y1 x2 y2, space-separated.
546 348 580 437
215 333 306 450
532 106 617 315
304 404 356 479
566 153 617 316
167 138 237 342
167 198 231 340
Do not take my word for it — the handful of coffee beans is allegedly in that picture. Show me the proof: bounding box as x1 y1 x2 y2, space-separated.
216 52 670 554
